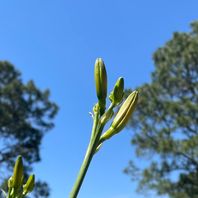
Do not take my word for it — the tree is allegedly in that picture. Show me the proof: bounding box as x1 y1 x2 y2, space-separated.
0 61 58 197
125 21 198 198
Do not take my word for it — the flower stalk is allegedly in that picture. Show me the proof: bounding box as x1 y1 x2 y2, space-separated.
0 58 138 198
69 58 138 198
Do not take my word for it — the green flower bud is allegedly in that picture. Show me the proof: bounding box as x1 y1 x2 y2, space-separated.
93 103 100 115
109 77 124 106
94 58 107 115
12 155 24 190
8 177 14 197
8 176 13 188
23 174 35 195
100 108 114 125
100 91 138 141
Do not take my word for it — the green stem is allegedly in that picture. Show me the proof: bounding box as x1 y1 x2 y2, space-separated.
7 188 12 198
69 112 99 198
69 104 114 198
69 140 95 198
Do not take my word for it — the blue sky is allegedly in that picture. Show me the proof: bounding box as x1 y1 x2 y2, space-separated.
0 1 198 198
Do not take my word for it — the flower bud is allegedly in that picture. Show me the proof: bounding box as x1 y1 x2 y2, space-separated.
100 108 114 125
93 103 100 115
94 58 107 115
8 176 13 188
109 77 124 106
23 174 35 195
12 155 24 190
100 91 138 141
8 177 15 197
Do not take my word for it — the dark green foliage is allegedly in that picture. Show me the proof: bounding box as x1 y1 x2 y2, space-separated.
0 61 58 197
33 181 50 198
125 21 198 198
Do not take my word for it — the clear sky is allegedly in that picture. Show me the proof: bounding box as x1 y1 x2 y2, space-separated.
0 1 198 198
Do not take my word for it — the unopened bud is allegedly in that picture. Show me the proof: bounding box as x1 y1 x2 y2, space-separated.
100 91 138 141
8 176 13 188
93 103 100 115
23 174 35 195
109 77 124 106
100 108 114 125
12 155 24 190
94 58 107 115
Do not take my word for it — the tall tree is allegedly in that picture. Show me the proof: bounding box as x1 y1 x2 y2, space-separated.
125 21 198 198
0 61 58 197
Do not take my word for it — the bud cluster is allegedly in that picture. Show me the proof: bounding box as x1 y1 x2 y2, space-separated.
93 58 138 149
5 156 35 198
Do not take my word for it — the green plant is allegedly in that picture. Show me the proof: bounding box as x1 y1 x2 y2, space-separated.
3 58 138 198
2 156 35 198
69 58 138 198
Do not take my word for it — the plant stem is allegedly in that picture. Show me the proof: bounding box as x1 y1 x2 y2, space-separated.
69 103 114 198
69 112 99 198
69 140 95 198
7 188 12 198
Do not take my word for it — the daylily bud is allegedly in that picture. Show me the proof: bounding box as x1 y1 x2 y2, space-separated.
100 108 114 125
8 176 13 188
109 77 124 106
23 174 35 195
100 91 138 141
93 103 100 115
94 58 107 115
12 155 24 190
8 177 15 197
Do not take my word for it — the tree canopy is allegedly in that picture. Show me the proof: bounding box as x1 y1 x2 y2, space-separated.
125 21 198 198
0 61 58 197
